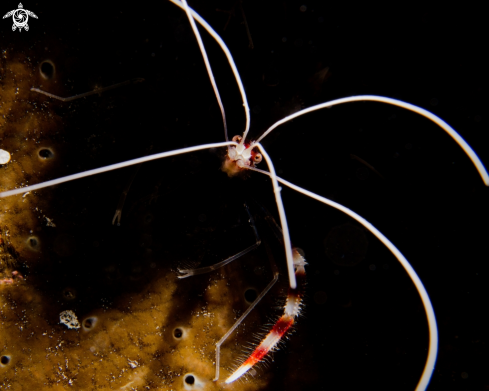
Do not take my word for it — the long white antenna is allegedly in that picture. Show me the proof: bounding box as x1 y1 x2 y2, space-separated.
169 0 251 142
249 166 438 391
180 0 228 140
255 95 489 186
0 141 236 198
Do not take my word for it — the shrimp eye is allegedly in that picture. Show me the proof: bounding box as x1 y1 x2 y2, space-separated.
232 135 242 143
253 153 262 164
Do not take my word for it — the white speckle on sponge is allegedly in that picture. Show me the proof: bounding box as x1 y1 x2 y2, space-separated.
0 149 11 164
59 310 80 329
128 359 139 368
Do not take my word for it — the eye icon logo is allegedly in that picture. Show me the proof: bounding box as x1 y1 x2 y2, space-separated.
3 3 38 32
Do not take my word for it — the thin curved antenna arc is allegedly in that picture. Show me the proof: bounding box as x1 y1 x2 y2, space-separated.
255 95 489 186
248 165 438 391
180 0 228 141
169 0 251 142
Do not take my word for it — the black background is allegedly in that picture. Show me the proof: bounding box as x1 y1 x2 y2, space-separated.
1 1 488 390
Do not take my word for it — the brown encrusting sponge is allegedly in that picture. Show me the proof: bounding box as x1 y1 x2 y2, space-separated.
0 263 273 390
0 52 63 266
0 40 312 389
0 55 276 390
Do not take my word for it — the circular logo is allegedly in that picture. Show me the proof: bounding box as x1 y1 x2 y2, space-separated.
12 9 28 28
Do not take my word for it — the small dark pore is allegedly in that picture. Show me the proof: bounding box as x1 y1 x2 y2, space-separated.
84 318 93 329
173 328 183 338
39 149 54 159
63 289 75 300
244 288 258 303
40 60 55 80
0 356 10 365
184 375 195 385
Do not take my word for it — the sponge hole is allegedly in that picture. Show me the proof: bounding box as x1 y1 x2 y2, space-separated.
82 316 98 331
173 327 184 339
0 355 11 366
27 236 40 251
61 287 77 301
183 373 204 389
38 148 54 160
40 60 55 80
244 288 258 304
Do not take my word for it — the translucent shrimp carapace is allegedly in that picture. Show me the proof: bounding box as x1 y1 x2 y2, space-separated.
222 135 262 177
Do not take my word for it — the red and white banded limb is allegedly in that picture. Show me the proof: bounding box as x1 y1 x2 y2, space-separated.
225 248 307 384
